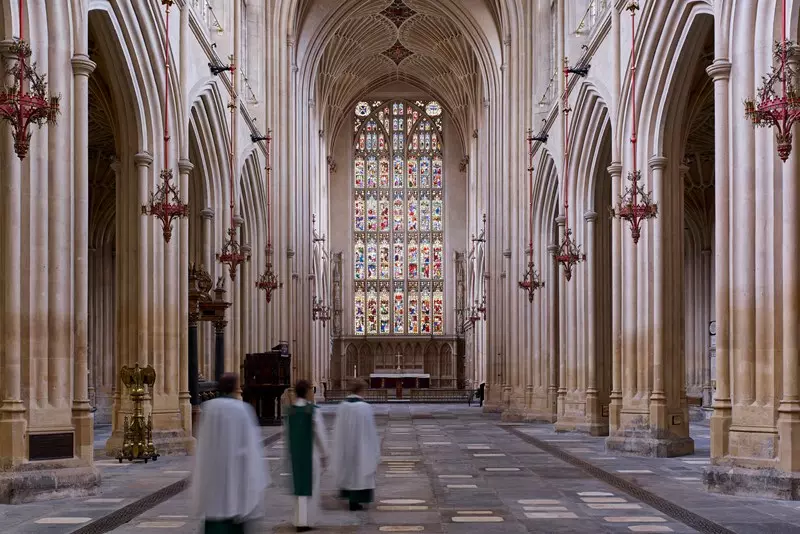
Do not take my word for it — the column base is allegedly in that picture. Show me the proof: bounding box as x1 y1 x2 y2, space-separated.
704 464 800 500
606 431 694 457
105 428 195 457
0 460 100 504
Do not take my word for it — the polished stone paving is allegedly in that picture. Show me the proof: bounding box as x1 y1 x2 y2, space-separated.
3 405 800 532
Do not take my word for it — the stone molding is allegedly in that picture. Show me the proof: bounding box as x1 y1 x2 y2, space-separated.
71 55 97 77
134 152 154 167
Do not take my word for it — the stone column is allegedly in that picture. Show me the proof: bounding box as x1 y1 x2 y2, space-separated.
0 40 26 467
71 54 97 463
649 156 668 431
705 59 732 459
555 216 567 420
238 243 252 397
134 152 153 367
215 320 227 382
701 248 713 408
778 112 800 472
584 210 602 434
607 163 623 431
200 208 214 378
178 159 193 438
546 243 559 421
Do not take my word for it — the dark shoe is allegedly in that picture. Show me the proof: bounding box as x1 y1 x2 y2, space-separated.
295 527 313 533
349 502 364 511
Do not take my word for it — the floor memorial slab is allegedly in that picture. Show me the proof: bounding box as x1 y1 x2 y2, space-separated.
379 527 425 532
524 511 579 519
627 526 673 533
604 517 668 523
136 521 186 528
34 517 92 524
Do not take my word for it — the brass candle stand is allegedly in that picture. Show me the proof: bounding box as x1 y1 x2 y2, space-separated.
117 363 159 463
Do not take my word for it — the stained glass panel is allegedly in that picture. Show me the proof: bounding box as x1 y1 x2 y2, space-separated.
366 289 378 334
355 158 365 188
366 156 378 188
379 194 390 232
394 287 405 333
354 194 365 231
421 237 431 279
366 193 378 231
379 239 390 280
420 289 431 334
353 100 444 336
355 291 366 334
432 238 443 280
432 291 444 334
366 238 377 280
354 238 365 280
408 238 419 280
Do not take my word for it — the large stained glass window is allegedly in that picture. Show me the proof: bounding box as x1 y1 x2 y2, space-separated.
353 99 445 335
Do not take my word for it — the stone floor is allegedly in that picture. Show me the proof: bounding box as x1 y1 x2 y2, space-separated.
2 405 800 533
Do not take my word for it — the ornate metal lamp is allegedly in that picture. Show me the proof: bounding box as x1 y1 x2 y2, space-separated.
312 296 331 325
555 56 587 281
611 0 657 243
519 129 545 301
0 0 61 160
255 130 282 302
217 55 250 280
744 0 800 161
142 0 188 243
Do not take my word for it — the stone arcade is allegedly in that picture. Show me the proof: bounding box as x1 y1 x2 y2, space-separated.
0 0 799 512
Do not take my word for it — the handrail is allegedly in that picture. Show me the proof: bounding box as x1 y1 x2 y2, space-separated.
190 0 223 35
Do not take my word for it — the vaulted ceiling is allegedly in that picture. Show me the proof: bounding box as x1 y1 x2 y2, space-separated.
312 0 487 146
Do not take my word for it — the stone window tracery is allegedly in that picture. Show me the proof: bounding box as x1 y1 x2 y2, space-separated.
353 99 445 336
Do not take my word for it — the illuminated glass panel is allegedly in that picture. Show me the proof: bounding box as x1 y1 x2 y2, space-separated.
354 290 366 334
353 100 445 336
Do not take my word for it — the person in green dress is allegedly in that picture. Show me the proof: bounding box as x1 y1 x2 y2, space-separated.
285 380 328 532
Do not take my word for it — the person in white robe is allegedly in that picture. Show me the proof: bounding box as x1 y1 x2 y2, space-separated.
331 379 381 511
192 373 269 534
284 379 328 532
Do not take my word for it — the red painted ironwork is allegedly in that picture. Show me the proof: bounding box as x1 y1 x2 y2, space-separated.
142 0 189 243
611 0 656 244
554 57 585 281
744 0 799 161
0 0 61 160
255 131 281 302
519 128 544 301
217 56 250 280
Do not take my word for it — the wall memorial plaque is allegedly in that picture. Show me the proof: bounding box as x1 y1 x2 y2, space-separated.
29 432 74 461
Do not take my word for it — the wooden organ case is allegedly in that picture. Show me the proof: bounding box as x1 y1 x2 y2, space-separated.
242 343 290 426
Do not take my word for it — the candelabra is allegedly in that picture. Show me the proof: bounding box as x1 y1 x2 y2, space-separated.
554 228 585 282
255 130 281 302
312 296 331 325
519 129 545 301
467 296 486 325
744 0 799 161
611 0 657 243
217 226 250 281
142 0 188 242
0 28 60 160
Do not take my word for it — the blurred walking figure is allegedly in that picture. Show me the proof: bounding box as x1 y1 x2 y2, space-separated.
332 379 380 511
285 380 328 532
192 373 268 534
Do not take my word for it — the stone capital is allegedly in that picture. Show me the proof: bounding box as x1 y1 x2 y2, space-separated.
607 162 623 177
547 244 559 255
648 156 667 170
110 159 122 174
584 210 598 222
200 208 215 220
555 215 566 227
173 0 186 8
706 59 731 82
503 250 511 258
71 55 97 78
178 158 194 174
241 244 252 255
134 152 154 167
0 39 15 59
233 215 244 227
701 248 712 256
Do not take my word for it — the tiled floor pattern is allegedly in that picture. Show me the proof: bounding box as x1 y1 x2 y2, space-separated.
4 406 800 532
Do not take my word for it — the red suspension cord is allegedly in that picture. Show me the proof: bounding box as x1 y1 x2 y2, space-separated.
229 62 236 231
266 132 272 248
163 3 171 182
630 5 638 208
17 0 23 41
527 132 534 253
562 62 571 231
782 0 787 100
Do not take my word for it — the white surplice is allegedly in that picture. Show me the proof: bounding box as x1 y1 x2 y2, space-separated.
283 398 328 527
192 396 270 522
331 395 381 492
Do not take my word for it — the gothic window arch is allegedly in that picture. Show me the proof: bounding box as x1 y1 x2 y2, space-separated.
353 99 445 336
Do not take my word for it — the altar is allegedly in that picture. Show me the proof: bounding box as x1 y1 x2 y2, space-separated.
369 370 430 389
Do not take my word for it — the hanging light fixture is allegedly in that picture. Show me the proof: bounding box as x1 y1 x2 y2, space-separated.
311 214 330 324
142 0 189 243
255 130 281 302
611 0 657 243
744 0 800 160
554 57 585 281
519 129 545 301
216 55 250 280
0 0 61 159
467 214 487 323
